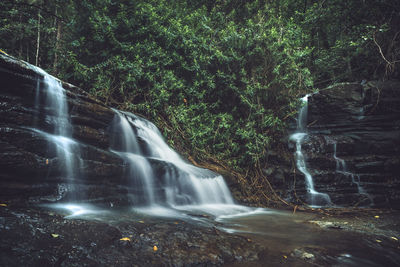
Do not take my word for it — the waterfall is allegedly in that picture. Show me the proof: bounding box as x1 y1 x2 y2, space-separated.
290 96 331 207
33 68 82 199
109 111 234 207
30 66 234 209
333 144 373 205
25 63 237 214
109 110 155 206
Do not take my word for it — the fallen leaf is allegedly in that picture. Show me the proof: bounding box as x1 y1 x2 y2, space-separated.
283 255 288 259
0 49 9 55
376 239 382 243
374 215 379 219
138 220 145 223
391 237 398 241
0 203 7 207
247 238 252 242
51 234 59 238
120 237 131 241
153 245 158 251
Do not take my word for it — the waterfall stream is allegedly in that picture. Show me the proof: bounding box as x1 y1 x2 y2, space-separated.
290 96 331 207
33 69 82 200
333 144 373 205
28 64 250 218
109 111 235 208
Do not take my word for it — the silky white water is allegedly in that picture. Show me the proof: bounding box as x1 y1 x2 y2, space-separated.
109 111 235 208
290 95 331 207
33 68 82 198
333 143 373 204
110 110 156 205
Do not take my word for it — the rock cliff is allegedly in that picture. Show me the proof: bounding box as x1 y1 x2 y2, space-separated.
285 82 400 208
0 54 128 204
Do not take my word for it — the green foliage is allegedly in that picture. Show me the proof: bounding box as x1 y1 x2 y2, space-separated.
0 0 398 172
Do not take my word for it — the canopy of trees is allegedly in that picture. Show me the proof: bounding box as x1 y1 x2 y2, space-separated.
1 0 399 174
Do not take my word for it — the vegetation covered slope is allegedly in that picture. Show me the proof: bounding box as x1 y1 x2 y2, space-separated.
1 0 399 205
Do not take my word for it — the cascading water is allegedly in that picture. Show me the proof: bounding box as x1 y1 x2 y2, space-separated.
33 68 82 199
109 111 234 208
131 114 234 205
109 110 155 206
333 144 373 205
25 64 252 217
290 95 331 207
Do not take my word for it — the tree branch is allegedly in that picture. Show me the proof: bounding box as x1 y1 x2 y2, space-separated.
373 31 400 68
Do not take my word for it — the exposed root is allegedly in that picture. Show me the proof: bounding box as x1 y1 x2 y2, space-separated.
366 85 381 115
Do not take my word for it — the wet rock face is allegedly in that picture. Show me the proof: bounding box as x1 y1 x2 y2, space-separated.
288 81 400 208
0 54 130 204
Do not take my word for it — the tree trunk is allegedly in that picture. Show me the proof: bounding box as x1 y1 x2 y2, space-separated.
18 14 23 58
35 9 41 66
53 20 62 73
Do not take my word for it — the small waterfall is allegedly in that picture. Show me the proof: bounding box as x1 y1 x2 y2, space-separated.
290 96 331 207
109 111 234 207
130 113 234 206
33 69 82 199
333 144 373 205
109 110 155 206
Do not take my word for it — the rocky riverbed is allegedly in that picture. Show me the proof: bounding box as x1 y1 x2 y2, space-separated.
1 203 399 266
0 203 261 266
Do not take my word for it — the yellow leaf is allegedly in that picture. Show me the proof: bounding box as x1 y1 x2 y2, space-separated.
283 255 288 259
376 239 382 243
0 203 7 207
374 215 379 219
153 245 158 251
391 237 398 241
120 237 131 241
138 220 145 223
51 234 59 238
